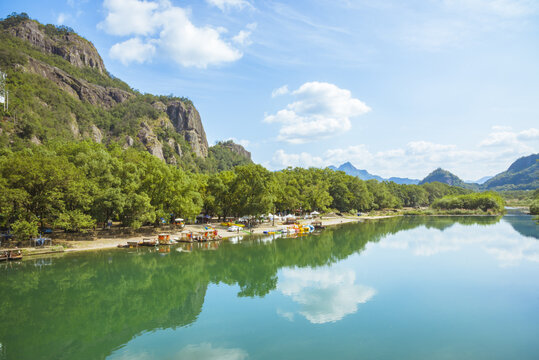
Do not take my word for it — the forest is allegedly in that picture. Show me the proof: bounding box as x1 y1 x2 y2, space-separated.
0 140 493 240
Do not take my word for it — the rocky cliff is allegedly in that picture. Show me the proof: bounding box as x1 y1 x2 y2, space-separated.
6 17 106 73
166 101 208 158
0 13 209 160
24 57 133 107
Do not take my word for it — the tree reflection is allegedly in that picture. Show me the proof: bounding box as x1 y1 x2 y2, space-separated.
0 215 503 359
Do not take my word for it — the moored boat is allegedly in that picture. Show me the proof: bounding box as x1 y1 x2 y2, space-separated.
8 249 23 260
139 238 157 247
158 233 172 245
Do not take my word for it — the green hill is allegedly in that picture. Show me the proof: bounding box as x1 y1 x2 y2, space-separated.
483 154 538 191
419 168 479 190
419 168 465 186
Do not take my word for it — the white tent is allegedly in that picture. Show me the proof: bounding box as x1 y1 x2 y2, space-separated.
311 211 320 215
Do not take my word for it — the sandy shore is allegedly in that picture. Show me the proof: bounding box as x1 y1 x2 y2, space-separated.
18 215 397 256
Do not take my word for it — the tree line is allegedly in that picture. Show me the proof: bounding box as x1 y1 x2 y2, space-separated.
0 141 473 240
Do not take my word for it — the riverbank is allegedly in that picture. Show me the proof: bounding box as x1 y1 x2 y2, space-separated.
15 215 396 256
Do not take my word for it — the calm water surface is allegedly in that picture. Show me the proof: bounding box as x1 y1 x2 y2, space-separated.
1 213 538 359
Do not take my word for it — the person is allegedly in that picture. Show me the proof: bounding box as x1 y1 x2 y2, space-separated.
107 219 112 229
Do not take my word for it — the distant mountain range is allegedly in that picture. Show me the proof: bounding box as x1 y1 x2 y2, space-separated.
329 153 538 190
328 162 419 185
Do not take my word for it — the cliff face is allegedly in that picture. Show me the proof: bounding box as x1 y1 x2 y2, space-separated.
167 101 208 158
0 14 211 160
7 19 106 73
24 57 133 107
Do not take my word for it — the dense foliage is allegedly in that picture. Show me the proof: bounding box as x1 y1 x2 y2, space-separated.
0 142 476 240
529 189 539 215
431 192 505 213
0 142 204 238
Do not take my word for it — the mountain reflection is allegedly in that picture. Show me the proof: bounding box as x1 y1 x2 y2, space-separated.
0 215 511 359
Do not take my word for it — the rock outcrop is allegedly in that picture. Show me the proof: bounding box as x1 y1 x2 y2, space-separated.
25 58 132 107
223 141 251 160
138 122 165 161
166 101 208 158
7 19 106 73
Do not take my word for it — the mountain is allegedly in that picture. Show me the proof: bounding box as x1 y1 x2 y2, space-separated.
329 162 420 184
387 177 420 185
0 13 251 171
483 154 538 191
419 168 466 186
329 162 384 181
475 176 493 184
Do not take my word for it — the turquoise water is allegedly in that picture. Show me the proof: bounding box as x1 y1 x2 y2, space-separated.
0 213 538 359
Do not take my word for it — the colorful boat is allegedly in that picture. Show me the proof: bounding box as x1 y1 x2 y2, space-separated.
158 233 172 245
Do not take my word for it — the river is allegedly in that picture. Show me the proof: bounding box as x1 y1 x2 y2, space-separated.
0 212 538 359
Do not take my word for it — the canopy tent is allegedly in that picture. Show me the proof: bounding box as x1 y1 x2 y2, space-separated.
310 211 320 215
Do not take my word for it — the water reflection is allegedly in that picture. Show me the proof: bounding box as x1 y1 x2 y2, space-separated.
0 214 535 359
379 219 539 266
278 267 375 324
176 343 248 360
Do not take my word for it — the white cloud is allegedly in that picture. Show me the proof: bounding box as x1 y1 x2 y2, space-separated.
99 0 159 36
406 141 457 154
177 343 248 360
278 267 376 324
109 37 156 65
232 23 256 46
206 0 252 11
99 0 243 68
56 13 68 25
264 82 371 144
269 126 538 179
271 85 289 98
479 127 538 151
158 7 242 68
272 149 325 168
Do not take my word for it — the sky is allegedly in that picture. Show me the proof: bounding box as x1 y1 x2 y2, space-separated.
1 0 538 180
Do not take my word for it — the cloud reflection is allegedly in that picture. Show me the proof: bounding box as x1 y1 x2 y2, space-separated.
379 222 539 266
278 267 376 324
176 343 248 360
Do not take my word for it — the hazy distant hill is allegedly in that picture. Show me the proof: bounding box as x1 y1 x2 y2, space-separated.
475 176 493 184
483 153 538 191
329 162 420 184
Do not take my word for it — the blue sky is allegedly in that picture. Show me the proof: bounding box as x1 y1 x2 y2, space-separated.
2 0 538 180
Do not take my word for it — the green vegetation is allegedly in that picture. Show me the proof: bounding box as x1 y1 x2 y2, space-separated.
483 154 539 191
0 141 479 241
529 189 539 215
431 192 505 213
